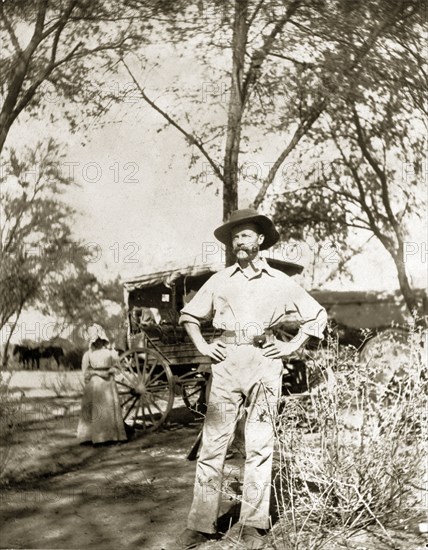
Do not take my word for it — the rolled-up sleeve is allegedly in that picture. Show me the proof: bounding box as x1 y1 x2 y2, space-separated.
179 278 214 327
81 351 90 375
286 280 327 339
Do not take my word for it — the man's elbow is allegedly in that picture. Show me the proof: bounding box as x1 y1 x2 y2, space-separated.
302 309 328 340
178 313 201 327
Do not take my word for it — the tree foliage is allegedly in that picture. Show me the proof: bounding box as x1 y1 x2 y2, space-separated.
120 0 423 264
1 0 424 311
0 140 120 363
0 0 178 154
274 4 426 317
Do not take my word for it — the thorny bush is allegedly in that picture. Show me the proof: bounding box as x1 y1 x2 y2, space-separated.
272 326 427 549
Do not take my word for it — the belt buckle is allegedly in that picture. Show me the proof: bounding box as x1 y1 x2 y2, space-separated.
239 328 260 346
252 333 267 348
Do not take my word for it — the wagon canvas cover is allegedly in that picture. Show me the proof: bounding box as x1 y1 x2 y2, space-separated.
122 253 304 295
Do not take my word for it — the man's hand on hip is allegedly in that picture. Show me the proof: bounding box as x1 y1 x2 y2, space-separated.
182 321 227 362
262 339 300 359
198 341 227 362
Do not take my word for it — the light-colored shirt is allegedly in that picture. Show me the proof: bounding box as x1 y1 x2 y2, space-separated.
82 348 118 374
179 260 327 339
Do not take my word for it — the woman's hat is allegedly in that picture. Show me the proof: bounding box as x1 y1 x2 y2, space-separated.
214 208 280 250
84 324 109 345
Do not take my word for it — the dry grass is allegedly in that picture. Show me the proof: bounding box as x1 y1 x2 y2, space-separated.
0 372 24 478
40 370 84 397
272 326 427 549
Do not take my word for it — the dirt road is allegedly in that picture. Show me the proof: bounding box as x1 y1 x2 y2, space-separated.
0 398 245 550
1 394 425 550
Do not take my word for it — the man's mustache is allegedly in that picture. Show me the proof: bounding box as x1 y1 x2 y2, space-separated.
234 244 259 253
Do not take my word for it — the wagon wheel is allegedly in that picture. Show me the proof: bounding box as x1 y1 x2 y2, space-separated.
178 370 208 417
115 348 174 431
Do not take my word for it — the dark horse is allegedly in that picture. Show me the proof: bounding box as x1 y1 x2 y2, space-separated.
13 345 40 369
13 344 65 369
39 345 65 367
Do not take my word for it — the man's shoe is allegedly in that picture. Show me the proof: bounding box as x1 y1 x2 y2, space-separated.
176 528 213 549
240 525 269 549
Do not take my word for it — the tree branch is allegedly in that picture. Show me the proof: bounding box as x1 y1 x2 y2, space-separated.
0 3 22 53
121 57 224 182
351 105 402 243
40 0 79 41
30 0 49 47
11 42 82 124
318 235 374 285
288 19 354 48
268 52 313 68
252 0 407 208
318 181 361 206
252 102 325 207
347 223 372 231
241 0 303 105
247 0 264 29
0 0 48 114
339 135 391 227
331 133 390 248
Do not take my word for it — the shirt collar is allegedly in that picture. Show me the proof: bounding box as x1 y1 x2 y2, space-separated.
228 258 275 278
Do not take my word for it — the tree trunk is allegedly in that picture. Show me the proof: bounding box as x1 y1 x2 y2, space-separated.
223 0 248 266
1 306 22 369
0 126 7 155
393 246 425 325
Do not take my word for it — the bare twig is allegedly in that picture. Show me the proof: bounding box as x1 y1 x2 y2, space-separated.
121 57 224 182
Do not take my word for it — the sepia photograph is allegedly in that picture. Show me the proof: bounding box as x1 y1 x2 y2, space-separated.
0 1 427 549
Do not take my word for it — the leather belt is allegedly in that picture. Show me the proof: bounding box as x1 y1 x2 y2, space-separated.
219 329 275 346
88 365 111 371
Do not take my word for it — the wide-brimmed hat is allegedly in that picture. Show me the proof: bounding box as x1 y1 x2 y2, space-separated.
84 324 109 345
214 208 280 250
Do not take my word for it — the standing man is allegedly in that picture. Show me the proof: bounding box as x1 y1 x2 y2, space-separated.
177 209 327 549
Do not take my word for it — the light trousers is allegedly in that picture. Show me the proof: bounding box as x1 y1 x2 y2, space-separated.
187 344 283 533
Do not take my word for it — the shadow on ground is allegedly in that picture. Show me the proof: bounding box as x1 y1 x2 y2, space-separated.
0 401 229 550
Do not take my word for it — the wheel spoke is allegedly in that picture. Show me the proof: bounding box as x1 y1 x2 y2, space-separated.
123 373 138 387
146 380 169 390
122 357 135 371
122 364 138 381
123 397 139 420
147 387 170 400
147 370 167 385
134 351 142 376
146 360 158 380
121 394 136 407
121 359 135 377
116 379 133 389
151 400 163 415
145 403 157 425
141 351 150 379
140 404 150 427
